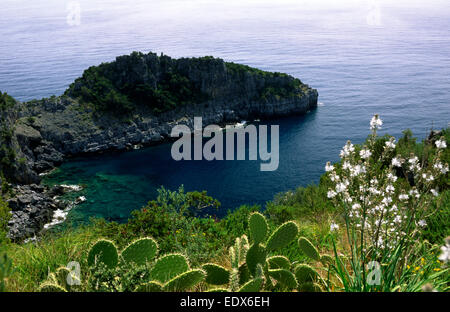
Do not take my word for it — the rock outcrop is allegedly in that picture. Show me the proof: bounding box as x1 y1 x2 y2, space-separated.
1 52 318 241
7 184 66 241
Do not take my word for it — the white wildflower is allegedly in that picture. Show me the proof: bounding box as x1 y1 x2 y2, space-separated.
393 215 402 224
408 156 418 165
409 189 420 199
327 190 337 198
391 157 403 167
336 182 347 193
330 222 339 232
417 220 427 227
330 173 340 182
431 189 439 197
433 161 449 174
340 141 355 158
408 156 421 171
387 173 398 182
382 196 392 205
435 139 447 149
399 194 409 201
385 185 395 193
325 162 334 172
344 195 353 204
360 148 372 159
350 164 366 177
385 138 396 149
370 114 383 130
438 237 450 263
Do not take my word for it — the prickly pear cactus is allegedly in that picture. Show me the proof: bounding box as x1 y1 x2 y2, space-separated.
238 277 264 292
121 237 158 266
202 263 230 285
238 263 251 285
266 221 299 251
246 243 267 276
55 266 79 291
294 264 319 284
298 237 320 261
135 281 163 292
39 282 67 292
87 240 119 268
320 254 334 265
298 281 323 292
267 269 298 290
249 212 268 244
150 254 190 283
164 269 206 292
267 256 291 270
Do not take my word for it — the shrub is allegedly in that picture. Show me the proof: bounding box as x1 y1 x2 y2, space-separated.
324 115 449 291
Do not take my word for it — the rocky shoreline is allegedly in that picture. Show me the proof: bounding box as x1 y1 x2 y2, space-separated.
2 52 318 242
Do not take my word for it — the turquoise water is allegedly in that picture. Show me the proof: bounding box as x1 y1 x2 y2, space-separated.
1 0 450 223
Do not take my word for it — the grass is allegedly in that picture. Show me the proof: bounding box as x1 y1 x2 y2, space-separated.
0 126 448 292
2 226 98 291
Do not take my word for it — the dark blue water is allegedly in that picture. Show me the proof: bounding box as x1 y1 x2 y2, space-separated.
1 1 450 223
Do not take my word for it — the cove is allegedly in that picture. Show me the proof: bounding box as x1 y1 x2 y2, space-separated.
43 112 335 225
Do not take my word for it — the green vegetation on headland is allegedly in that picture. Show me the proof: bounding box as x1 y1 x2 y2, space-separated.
0 121 448 292
65 52 307 115
0 92 17 189
65 53 209 115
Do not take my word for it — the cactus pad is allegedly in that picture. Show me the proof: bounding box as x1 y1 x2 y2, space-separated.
39 282 67 292
320 254 334 265
294 264 318 283
266 221 299 251
164 269 206 291
150 254 189 283
246 243 267 277
207 288 229 292
267 256 291 270
268 269 298 290
298 282 323 292
87 240 119 268
238 277 264 292
298 237 320 261
203 263 230 285
135 281 163 292
249 212 268 244
121 237 158 266
238 263 250 285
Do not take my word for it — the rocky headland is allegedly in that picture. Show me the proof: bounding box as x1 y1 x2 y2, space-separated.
0 52 318 241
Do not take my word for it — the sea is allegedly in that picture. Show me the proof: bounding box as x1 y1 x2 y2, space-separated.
1 0 449 224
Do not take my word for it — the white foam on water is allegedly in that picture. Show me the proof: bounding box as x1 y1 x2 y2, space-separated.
61 184 83 192
44 208 70 229
43 196 86 229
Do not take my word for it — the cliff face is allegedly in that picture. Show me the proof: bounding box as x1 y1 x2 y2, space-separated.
17 52 318 178
2 52 318 241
